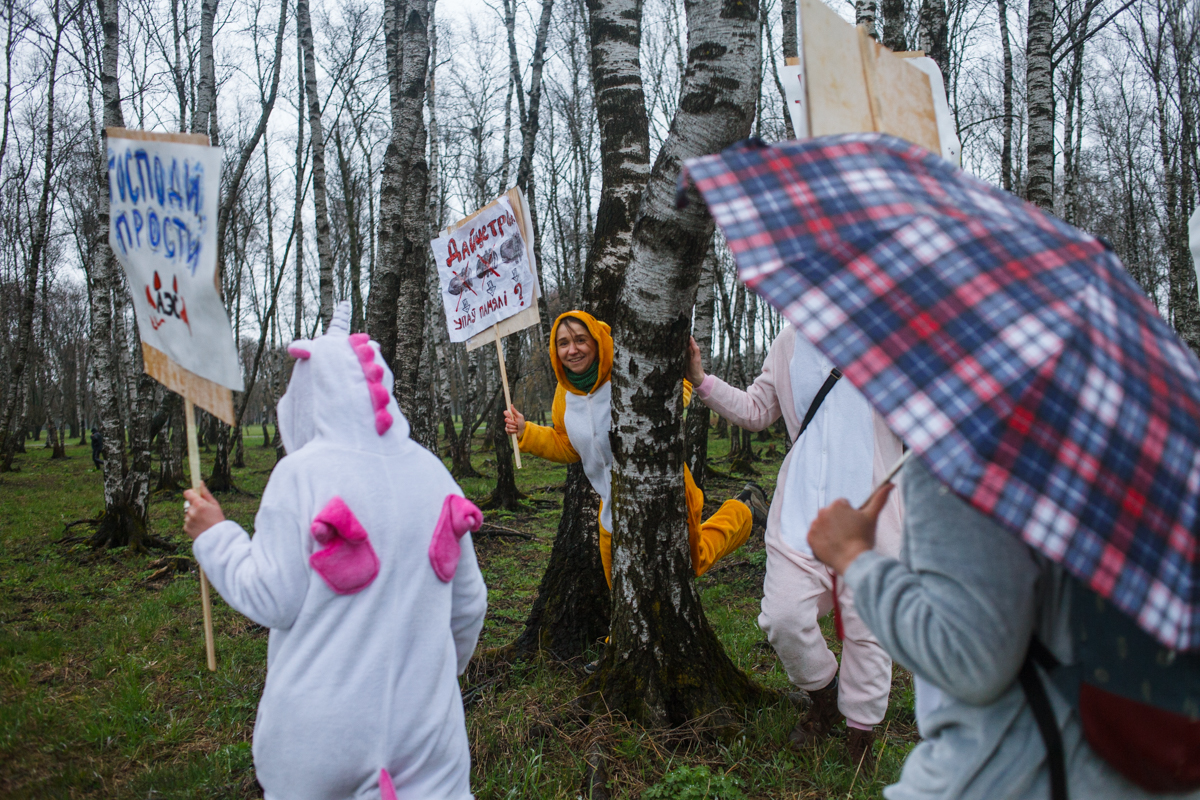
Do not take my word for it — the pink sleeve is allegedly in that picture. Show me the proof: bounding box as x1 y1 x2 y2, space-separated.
699 336 788 432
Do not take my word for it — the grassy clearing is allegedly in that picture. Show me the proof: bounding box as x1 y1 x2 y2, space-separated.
0 426 917 798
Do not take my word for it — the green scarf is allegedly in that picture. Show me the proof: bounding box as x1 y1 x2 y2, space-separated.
565 360 599 393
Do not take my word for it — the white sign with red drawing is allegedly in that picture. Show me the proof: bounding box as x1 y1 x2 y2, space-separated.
107 132 244 391
431 195 536 343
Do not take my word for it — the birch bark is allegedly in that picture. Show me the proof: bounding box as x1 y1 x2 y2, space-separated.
684 242 716 490
0 0 61 471
297 0 335 330
506 0 652 662
1025 0 1055 210
856 0 879 36
881 0 907 51
998 0 1013 191
591 0 766 724
369 0 435 449
918 0 948 77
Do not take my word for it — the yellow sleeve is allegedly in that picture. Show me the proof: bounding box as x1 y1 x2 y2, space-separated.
683 378 694 409
518 385 580 464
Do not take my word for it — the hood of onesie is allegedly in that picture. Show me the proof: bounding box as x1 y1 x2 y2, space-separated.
549 310 613 396
277 301 412 455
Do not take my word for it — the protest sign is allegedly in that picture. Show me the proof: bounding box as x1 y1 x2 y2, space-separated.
432 190 540 346
784 0 961 164
108 127 241 671
107 128 243 427
431 187 542 466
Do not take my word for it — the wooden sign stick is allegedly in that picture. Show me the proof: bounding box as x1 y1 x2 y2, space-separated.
185 398 217 671
493 325 522 469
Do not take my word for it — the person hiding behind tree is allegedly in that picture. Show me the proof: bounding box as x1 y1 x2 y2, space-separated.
90 427 104 470
686 324 904 769
182 302 487 800
504 312 768 667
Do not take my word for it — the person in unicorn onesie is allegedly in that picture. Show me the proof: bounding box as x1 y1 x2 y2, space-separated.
503 311 769 667
686 324 904 769
182 301 488 800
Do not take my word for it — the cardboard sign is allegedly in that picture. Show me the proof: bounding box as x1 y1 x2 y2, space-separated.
431 187 541 348
107 128 242 423
786 0 960 164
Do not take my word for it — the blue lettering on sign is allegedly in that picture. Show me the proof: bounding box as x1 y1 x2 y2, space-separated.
106 144 211 275
114 213 132 254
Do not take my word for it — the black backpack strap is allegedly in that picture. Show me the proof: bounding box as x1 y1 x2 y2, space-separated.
1019 642 1068 800
796 368 841 440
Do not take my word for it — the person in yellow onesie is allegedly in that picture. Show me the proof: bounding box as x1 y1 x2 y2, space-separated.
503 310 768 588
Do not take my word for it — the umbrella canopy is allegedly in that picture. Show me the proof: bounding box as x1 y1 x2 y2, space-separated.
684 133 1200 652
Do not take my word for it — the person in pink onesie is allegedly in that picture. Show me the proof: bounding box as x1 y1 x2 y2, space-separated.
687 324 903 768
183 302 488 800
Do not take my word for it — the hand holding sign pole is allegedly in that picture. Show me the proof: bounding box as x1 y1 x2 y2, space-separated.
432 187 542 469
107 128 243 671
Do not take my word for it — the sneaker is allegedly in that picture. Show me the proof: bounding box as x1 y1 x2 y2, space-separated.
736 481 769 531
846 727 878 773
788 677 840 750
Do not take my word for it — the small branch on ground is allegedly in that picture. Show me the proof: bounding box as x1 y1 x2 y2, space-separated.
478 522 535 540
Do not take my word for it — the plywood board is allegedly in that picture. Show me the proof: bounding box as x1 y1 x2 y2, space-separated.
798 0 941 154
142 343 235 424
801 0 874 138
106 127 209 145
868 38 941 153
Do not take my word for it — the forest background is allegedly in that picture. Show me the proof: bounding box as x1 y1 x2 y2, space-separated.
0 0 1197 794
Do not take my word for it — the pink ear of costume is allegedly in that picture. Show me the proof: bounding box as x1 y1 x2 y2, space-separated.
379 769 398 800
309 496 380 595
429 495 483 582
287 345 311 359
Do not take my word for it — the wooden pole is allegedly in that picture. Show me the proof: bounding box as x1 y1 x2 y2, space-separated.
494 325 522 469
185 398 217 671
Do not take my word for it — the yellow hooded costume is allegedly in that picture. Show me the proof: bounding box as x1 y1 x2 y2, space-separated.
519 310 752 586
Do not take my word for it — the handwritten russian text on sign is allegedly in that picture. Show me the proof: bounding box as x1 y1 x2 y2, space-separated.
107 131 243 392
432 196 536 343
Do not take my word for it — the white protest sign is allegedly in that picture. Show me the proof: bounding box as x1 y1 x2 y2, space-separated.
432 194 538 343
107 130 244 394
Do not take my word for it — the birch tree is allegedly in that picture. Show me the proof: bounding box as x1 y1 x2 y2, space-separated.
369 0 436 449
508 0 652 660
590 0 765 724
297 0 334 329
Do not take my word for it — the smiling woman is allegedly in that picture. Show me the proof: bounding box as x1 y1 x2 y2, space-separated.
555 317 599 391
503 311 763 593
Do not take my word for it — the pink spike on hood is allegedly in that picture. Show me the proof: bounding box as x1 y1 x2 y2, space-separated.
275 300 409 454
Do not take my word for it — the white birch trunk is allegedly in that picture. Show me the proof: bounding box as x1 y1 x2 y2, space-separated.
297 0 335 331
593 0 766 725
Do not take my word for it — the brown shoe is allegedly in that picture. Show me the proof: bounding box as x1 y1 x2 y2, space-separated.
846 727 877 773
788 677 840 750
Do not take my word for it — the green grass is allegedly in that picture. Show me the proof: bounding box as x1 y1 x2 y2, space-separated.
0 426 917 798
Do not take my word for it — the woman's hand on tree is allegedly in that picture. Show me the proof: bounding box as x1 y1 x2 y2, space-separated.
807 483 893 574
183 482 225 541
504 407 526 439
686 337 706 386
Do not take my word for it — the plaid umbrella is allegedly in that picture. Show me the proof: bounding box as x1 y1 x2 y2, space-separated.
684 133 1200 652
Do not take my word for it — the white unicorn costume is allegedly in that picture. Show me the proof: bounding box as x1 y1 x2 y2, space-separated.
193 302 488 800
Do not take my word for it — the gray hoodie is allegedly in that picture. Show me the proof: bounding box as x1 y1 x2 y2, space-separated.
845 457 1198 800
